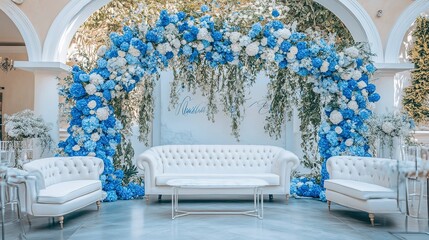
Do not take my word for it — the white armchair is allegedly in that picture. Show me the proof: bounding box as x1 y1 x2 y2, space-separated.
19 156 104 228
324 156 399 226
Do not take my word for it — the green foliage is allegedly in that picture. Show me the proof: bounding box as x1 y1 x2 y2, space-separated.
403 17 429 125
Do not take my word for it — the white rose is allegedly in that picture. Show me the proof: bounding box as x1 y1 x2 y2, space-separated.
85 84 97 95
91 133 101 142
382 122 395 134
289 46 298 55
335 126 343 134
128 46 140 57
87 100 97 109
72 145 81 151
352 70 362 80
287 52 296 60
90 73 105 85
347 100 359 111
97 45 107 57
345 138 354 147
358 81 367 89
362 89 368 97
118 51 126 58
96 107 109 121
171 38 181 49
245 42 260 57
340 72 352 81
329 110 344 125
261 37 268 47
320 65 328 73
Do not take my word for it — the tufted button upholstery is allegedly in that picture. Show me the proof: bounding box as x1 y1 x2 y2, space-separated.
137 145 300 196
326 156 398 189
23 156 104 189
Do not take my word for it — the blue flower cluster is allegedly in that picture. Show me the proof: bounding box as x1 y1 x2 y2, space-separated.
290 177 326 201
60 6 379 201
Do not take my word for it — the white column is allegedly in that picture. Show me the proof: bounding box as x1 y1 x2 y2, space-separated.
14 61 70 157
373 63 413 113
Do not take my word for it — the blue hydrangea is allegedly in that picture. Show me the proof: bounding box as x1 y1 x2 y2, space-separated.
200 5 209 13
69 83 86 98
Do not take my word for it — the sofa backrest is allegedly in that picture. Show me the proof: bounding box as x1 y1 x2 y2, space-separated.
23 156 104 189
327 156 398 189
147 145 284 174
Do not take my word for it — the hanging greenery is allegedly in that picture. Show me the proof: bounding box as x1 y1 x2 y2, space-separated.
403 17 429 125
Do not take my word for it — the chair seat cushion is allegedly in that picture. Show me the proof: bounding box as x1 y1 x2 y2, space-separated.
156 173 280 186
37 180 101 204
324 179 396 200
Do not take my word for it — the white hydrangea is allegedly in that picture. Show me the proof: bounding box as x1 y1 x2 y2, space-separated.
197 43 204 51
261 49 275 62
344 46 359 58
367 102 376 111
85 84 97 95
128 46 140 57
171 38 181 49
156 42 172 55
87 100 97 109
335 126 343 134
289 46 298 55
229 32 242 43
345 138 354 147
239 36 251 46
329 110 344 125
91 132 100 142
72 145 81 151
231 43 241 53
273 28 291 39
97 45 107 57
352 70 362 80
362 89 368 97
382 122 395 134
197 28 214 42
245 42 260 57
287 52 296 60
90 73 105 86
96 107 109 121
347 100 359 111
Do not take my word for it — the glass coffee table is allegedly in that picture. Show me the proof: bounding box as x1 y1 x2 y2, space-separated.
166 178 269 220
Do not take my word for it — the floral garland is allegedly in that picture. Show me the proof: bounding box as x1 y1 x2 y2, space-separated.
59 4 379 201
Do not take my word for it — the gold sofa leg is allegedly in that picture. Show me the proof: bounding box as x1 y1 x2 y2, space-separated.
369 213 375 226
96 200 101 210
58 216 64 229
327 200 331 211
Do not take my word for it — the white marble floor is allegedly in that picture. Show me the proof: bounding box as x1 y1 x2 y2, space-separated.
3 195 429 240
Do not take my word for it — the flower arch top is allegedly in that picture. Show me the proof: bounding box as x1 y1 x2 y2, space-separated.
59 5 379 201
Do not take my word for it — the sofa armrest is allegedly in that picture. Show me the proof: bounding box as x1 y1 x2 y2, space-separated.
137 150 163 192
275 150 300 193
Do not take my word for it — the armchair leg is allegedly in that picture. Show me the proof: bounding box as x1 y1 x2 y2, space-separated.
369 213 375 227
327 200 331 211
145 195 150 204
96 200 101 210
285 194 290 204
58 216 64 229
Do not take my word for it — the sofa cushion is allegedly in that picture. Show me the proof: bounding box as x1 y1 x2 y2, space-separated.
156 173 280 186
37 180 101 204
324 179 396 200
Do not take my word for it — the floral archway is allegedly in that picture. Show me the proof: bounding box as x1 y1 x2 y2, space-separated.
59 2 379 201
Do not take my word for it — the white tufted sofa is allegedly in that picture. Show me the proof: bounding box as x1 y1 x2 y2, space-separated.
137 145 300 200
20 157 104 228
325 156 399 226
